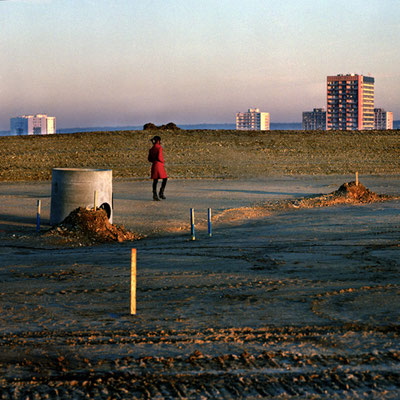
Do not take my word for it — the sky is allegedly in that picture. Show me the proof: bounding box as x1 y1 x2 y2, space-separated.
1 0 400 130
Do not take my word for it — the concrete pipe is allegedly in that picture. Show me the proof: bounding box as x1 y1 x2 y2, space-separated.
50 168 113 225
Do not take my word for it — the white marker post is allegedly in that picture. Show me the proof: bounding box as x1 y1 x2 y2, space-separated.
131 248 137 315
36 200 41 233
355 171 359 186
94 190 98 210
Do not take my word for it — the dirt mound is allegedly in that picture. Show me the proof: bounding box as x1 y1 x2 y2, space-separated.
288 181 391 209
335 181 381 201
45 207 142 246
143 122 181 131
214 181 394 225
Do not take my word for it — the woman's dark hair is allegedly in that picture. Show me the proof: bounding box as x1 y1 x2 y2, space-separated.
151 136 161 144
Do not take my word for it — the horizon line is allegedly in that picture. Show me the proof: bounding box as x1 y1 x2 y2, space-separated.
1 121 306 133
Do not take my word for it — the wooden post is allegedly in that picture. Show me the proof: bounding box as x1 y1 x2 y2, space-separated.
131 248 136 315
36 200 41 233
94 191 98 210
208 208 212 237
355 171 359 186
190 208 195 240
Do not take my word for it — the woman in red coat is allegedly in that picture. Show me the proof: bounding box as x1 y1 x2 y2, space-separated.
148 136 168 201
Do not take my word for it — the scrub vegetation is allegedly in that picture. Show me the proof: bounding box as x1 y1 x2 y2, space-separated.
0 129 399 182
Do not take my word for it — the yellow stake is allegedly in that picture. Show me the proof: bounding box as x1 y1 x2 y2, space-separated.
131 249 137 315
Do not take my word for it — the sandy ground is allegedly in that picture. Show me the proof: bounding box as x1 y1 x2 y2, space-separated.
1 176 400 399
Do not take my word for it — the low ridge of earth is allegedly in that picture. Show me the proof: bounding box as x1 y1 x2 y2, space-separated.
143 122 181 131
0 129 399 181
274 180 394 209
214 180 398 225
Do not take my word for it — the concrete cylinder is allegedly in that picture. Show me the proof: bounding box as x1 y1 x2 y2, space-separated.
50 168 113 225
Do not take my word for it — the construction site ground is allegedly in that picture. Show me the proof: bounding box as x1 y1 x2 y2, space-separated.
0 175 399 399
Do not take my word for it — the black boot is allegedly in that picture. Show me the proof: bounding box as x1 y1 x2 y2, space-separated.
159 178 167 200
153 191 160 201
153 180 160 201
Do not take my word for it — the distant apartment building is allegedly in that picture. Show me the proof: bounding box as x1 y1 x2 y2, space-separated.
327 74 374 130
10 114 56 135
302 108 326 130
374 108 393 130
236 108 270 131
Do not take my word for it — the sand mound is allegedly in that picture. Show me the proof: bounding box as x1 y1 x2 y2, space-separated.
336 181 381 201
214 181 394 225
45 207 142 246
289 181 391 209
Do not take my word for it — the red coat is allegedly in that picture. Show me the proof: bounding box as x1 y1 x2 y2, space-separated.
148 143 168 179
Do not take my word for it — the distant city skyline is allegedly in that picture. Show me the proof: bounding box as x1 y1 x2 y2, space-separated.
1 0 400 130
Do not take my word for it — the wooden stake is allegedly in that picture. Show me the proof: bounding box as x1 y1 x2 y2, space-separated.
131 248 137 315
355 171 359 186
94 191 98 210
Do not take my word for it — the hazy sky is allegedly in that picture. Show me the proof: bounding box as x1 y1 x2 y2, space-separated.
1 0 399 129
